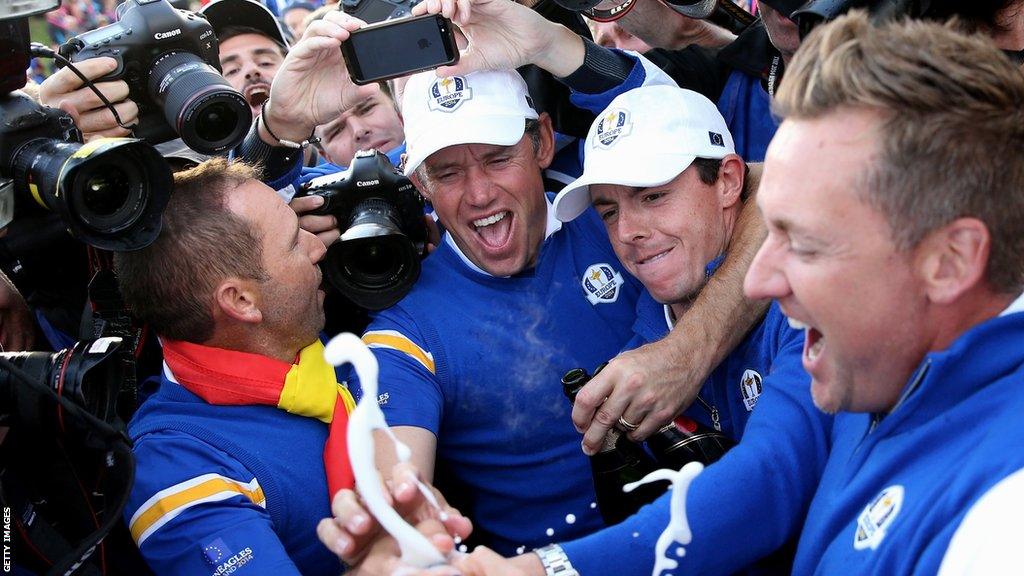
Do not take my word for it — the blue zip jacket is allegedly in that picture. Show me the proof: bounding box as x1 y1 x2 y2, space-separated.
793 298 1024 574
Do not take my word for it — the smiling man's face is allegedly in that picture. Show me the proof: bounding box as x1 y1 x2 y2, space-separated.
744 109 931 414
414 122 554 277
591 164 733 308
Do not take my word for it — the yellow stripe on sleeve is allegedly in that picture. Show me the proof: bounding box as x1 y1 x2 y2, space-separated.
129 474 266 546
362 330 436 374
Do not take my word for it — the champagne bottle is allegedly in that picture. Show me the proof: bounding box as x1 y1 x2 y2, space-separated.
645 413 736 471
562 367 664 525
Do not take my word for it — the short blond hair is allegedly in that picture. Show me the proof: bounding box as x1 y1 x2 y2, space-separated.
775 12 1024 293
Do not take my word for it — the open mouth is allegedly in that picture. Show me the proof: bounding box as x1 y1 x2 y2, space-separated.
787 316 825 367
472 211 512 249
244 83 270 108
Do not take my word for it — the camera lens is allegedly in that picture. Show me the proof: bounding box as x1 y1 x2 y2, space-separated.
350 243 396 277
82 170 130 216
194 101 238 144
149 52 252 154
9 138 172 251
322 198 421 310
0 338 121 428
69 162 146 233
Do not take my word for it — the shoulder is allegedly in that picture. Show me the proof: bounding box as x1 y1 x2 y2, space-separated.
127 430 266 547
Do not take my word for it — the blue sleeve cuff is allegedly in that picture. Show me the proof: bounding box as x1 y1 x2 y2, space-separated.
569 52 646 115
561 493 669 576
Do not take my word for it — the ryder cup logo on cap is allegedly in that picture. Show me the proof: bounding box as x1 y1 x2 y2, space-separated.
594 109 632 148
553 86 735 222
428 76 473 112
401 70 539 176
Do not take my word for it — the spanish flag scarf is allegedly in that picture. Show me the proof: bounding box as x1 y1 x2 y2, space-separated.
161 339 356 497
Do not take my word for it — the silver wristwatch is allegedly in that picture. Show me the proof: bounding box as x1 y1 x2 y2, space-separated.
534 544 580 576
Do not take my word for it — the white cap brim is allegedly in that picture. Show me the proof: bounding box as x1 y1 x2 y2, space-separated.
553 154 697 222
403 113 528 176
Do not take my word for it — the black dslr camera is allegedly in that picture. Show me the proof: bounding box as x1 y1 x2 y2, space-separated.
298 150 427 310
0 338 146 575
1 8 172 251
60 0 252 154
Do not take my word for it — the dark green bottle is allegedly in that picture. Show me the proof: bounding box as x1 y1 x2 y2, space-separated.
562 366 665 526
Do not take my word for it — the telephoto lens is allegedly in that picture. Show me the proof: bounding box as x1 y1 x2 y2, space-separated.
9 136 172 250
149 52 253 154
0 337 122 427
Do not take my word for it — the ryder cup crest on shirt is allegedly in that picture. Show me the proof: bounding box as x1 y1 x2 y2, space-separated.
427 76 472 112
401 70 539 177
740 369 762 411
854 485 905 551
554 86 735 222
594 109 632 148
582 263 624 305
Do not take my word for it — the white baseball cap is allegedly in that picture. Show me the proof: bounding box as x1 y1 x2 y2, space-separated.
553 85 735 222
401 70 539 176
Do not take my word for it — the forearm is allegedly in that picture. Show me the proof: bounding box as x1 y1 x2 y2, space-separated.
375 426 437 483
561 495 668 576
671 173 768 381
235 120 304 192
561 47 677 116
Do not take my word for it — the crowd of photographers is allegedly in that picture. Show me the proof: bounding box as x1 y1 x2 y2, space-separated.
3 0 1024 573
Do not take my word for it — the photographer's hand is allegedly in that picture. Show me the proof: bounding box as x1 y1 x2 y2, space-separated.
410 0 585 78
290 195 340 247
262 10 367 145
38 57 139 141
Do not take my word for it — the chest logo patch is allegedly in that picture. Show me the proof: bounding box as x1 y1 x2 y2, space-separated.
740 369 762 411
593 109 632 148
582 263 624 305
854 485 904 551
428 76 472 112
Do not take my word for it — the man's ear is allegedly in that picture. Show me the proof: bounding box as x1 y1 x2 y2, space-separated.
717 154 745 209
534 113 557 170
213 278 263 325
917 217 991 305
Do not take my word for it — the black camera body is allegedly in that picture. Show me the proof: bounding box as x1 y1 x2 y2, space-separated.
343 0 422 23
300 150 427 310
60 0 252 154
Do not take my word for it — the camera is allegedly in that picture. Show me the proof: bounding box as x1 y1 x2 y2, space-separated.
0 91 173 251
0 337 147 575
298 150 427 310
343 0 423 23
0 337 123 429
60 0 253 154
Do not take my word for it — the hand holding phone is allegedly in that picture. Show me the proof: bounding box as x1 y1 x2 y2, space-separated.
403 0 585 79
340 14 459 85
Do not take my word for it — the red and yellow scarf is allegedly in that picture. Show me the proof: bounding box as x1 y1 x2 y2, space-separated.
162 339 356 497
